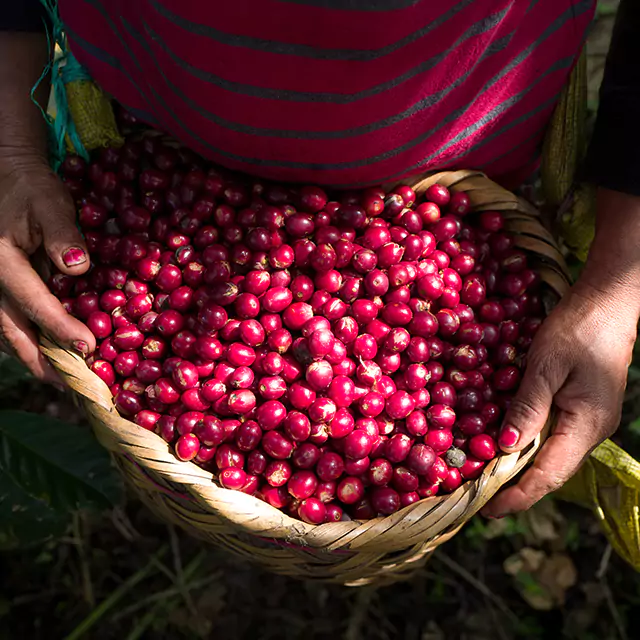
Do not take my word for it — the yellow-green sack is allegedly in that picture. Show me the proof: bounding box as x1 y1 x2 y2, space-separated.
557 440 640 570
541 51 596 262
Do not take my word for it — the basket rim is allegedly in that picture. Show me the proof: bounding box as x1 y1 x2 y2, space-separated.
40 169 571 553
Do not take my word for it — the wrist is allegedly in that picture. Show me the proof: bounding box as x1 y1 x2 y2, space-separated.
0 152 52 189
578 189 640 310
0 32 50 162
577 259 640 320
0 144 48 167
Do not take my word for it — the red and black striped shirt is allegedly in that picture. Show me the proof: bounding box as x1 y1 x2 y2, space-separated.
53 0 595 188
8 0 636 193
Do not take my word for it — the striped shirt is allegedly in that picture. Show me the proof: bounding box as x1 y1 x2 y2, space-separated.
55 0 595 188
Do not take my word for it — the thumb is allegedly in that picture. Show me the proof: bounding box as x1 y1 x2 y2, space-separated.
483 412 588 517
497 356 559 453
34 186 90 276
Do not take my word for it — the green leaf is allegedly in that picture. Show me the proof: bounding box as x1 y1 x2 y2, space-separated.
565 520 581 551
627 417 640 438
0 411 122 511
513 615 544 638
595 1 618 18
0 470 68 550
566 260 584 283
0 353 32 393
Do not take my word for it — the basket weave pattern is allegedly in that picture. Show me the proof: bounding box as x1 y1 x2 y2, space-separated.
41 170 570 586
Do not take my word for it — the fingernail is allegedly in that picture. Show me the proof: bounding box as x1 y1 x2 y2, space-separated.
72 340 89 355
62 247 87 267
499 425 520 449
484 513 505 520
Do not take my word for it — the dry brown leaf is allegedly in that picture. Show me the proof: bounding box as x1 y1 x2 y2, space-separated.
504 549 577 611
520 499 566 547
521 588 555 611
503 552 523 577
504 547 545 575
537 552 578 605
481 517 512 540
421 620 445 640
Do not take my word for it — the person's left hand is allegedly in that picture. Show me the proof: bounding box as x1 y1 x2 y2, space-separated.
481 278 637 518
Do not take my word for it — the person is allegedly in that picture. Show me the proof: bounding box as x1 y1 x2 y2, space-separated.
0 0 638 519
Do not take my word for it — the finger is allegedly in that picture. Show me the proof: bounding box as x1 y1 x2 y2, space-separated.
31 186 90 276
482 412 593 517
497 354 559 454
0 244 95 355
0 296 65 387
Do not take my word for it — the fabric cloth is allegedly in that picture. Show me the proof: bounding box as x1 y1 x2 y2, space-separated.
4 0 600 190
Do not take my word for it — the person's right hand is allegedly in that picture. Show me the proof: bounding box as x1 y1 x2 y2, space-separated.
0 151 95 385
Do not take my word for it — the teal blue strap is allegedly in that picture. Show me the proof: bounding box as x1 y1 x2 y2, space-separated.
34 0 91 171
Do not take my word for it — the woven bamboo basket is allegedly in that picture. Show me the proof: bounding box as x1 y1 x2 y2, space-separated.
40 169 570 587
